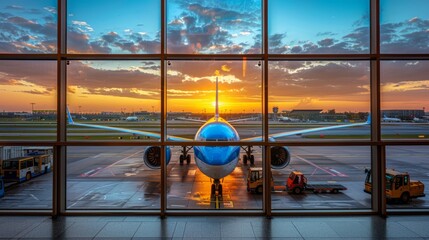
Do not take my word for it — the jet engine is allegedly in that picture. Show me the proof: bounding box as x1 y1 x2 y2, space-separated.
143 146 171 169
270 146 290 169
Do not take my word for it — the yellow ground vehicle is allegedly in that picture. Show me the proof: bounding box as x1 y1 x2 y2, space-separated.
247 167 273 194
365 168 425 203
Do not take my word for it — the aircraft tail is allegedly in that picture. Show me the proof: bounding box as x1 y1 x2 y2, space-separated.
215 77 219 121
66 106 74 124
366 114 371 124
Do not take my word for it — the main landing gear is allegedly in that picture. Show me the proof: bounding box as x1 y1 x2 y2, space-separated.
211 179 223 197
241 146 255 165
179 146 192 165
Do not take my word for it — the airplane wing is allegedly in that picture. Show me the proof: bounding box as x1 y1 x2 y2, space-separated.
174 117 207 123
67 108 193 142
228 117 259 123
241 117 371 142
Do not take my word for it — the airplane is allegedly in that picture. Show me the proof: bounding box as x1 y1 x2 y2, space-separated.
278 115 300 122
381 115 401 122
125 115 138 121
67 77 370 197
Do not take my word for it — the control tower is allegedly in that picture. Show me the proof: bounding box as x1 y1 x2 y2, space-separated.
273 106 278 121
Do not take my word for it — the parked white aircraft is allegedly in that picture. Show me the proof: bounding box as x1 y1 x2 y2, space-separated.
278 115 300 122
382 115 401 122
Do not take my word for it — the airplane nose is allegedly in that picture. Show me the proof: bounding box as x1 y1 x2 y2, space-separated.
195 146 239 166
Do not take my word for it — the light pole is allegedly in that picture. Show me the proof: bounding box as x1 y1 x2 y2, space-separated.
30 102 35 114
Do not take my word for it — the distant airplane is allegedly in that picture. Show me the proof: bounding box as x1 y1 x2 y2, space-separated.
413 117 427 123
67 77 370 197
382 115 401 122
278 115 300 122
125 116 138 121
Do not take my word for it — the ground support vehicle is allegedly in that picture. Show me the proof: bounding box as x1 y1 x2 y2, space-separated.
286 171 347 194
247 167 274 194
1 154 52 183
364 168 425 203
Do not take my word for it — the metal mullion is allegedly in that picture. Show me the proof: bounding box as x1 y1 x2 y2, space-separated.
165 54 263 61
0 54 57 60
63 54 162 60
53 0 67 217
160 0 166 218
370 0 386 217
268 54 374 61
262 0 271 218
379 54 429 60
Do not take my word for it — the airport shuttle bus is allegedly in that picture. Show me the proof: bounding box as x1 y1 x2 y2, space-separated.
1 154 52 183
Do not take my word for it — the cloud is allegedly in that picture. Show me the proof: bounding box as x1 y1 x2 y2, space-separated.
221 65 231 72
65 61 162 100
382 80 429 93
102 32 119 43
71 20 93 32
6 5 24 10
0 9 57 53
20 89 52 95
381 18 429 53
0 61 56 88
166 1 261 54
268 61 370 100
317 38 335 47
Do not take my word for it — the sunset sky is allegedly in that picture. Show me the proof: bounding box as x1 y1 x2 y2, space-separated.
0 0 428 113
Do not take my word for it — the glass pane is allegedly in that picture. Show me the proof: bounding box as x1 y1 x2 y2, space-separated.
381 61 429 139
386 146 428 209
0 0 57 53
0 61 57 141
67 0 160 54
268 0 369 54
67 146 160 210
0 146 53 210
167 0 262 54
67 60 161 141
272 146 371 210
380 0 429 54
268 61 370 141
167 60 262 141
167 145 264 210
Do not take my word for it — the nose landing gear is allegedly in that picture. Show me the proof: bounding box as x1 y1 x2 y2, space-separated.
211 179 223 197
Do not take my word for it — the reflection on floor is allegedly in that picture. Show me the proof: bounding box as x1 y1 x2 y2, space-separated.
1 215 429 239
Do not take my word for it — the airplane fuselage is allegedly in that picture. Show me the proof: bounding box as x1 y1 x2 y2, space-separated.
193 117 241 179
